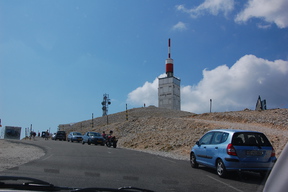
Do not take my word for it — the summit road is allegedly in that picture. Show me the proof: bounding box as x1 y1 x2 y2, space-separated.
1 139 267 192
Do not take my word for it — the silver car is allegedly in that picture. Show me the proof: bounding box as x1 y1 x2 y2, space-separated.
67 132 83 143
82 132 105 145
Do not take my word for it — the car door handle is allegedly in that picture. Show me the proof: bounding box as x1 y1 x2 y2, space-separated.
204 146 206 148
215 147 218 149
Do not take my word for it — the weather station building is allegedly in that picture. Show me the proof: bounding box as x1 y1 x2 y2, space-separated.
158 39 181 110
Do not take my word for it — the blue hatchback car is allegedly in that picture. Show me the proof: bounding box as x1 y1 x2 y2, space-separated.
190 129 277 178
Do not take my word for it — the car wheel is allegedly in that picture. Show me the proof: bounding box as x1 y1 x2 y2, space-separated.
88 140 91 145
82 140 85 145
260 171 270 179
190 153 198 168
216 159 227 178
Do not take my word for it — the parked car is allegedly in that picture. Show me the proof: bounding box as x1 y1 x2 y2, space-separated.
55 131 66 141
82 132 105 145
51 133 56 140
190 129 277 178
41 131 46 138
67 132 83 142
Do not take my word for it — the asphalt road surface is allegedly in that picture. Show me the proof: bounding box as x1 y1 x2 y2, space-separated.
1 138 267 192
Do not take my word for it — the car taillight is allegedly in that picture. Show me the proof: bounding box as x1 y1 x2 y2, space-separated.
227 143 237 156
271 148 275 157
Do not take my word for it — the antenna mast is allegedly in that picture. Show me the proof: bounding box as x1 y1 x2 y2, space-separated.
102 94 111 116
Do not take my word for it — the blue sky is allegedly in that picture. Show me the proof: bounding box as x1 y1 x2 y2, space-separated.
1 0 287 137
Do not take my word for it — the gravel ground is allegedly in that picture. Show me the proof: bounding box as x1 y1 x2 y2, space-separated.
0 139 45 172
63 106 288 159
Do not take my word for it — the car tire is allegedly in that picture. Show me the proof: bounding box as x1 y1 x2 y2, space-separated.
190 153 199 168
216 159 227 178
82 141 85 145
88 140 91 145
260 171 270 179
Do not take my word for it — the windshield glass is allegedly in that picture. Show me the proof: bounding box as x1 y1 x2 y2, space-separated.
0 1 286 192
232 132 272 146
89 133 101 136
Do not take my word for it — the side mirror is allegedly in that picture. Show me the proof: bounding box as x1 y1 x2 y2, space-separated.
196 141 200 146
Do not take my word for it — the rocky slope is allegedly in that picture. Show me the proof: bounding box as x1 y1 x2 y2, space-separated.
61 106 288 160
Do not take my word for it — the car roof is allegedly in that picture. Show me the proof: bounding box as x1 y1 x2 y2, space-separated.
87 131 100 134
207 129 263 134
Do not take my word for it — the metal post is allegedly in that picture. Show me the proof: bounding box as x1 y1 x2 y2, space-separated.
91 113 94 129
126 104 128 121
210 99 212 113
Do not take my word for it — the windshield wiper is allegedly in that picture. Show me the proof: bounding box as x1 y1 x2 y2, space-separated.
73 186 154 192
0 176 154 192
0 176 75 191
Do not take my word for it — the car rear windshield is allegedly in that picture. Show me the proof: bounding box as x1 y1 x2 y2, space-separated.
57 131 66 135
89 132 101 136
232 132 272 147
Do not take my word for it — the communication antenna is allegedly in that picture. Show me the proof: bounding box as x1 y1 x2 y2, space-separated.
102 94 111 116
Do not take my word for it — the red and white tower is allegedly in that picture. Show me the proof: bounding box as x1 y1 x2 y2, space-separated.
166 38 174 77
158 39 181 110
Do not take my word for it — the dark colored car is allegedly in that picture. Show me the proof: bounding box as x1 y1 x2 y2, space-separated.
190 129 276 178
82 132 105 145
55 131 66 141
51 133 56 140
41 131 46 138
67 132 83 142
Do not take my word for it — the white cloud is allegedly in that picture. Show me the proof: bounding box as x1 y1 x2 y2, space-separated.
127 55 288 113
126 74 166 107
172 21 187 31
235 0 288 28
176 0 234 18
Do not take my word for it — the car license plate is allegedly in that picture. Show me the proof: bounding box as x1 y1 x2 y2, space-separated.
246 150 263 156
97 140 102 143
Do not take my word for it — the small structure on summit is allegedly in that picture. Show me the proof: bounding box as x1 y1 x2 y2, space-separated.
255 95 267 111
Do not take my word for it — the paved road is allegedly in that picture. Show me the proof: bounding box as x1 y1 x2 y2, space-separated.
1 139 266 191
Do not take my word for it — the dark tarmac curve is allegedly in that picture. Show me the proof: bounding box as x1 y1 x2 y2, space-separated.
0 138 267 192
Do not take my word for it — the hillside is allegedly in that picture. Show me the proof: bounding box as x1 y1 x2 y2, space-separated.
60 106 288 160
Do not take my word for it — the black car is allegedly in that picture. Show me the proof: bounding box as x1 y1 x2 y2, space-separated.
82 132 105 145
55 131 66 141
